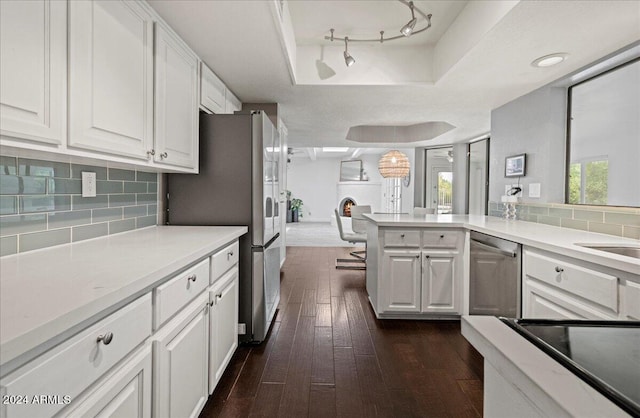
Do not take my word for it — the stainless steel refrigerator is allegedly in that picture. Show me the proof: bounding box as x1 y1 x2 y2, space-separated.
167 111 280 343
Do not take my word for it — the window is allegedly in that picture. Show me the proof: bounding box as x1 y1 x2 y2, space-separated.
566 58 639 207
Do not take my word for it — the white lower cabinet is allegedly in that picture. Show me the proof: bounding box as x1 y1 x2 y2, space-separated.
63 344 152 418
0 294 152 418
522 247 619 320
375 229 464 316
523 279 616 320
208 267 239 394
421 253 459 313
381 250 421 313
153 293 210 418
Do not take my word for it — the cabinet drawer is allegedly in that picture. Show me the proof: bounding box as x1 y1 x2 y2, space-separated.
211 241 239 284
422 230 461 249
523 250 618 312
0 294 152 418
154 258 209 329
384 230 420 248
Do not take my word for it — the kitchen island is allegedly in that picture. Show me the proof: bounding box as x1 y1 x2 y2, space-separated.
363 213 640 319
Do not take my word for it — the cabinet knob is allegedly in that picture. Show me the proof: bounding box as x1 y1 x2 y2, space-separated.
97 332 114 345
440 234 445 238
160 152 168 159
147 149 155 157
416 255 419 258
209 300 215 307
187 274 197 282
216 293 222 299
425 255 430 258
400 234 405 238
555 266 564 273
227 250 234 258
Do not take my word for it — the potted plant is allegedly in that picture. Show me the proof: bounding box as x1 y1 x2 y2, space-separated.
290 198 303 222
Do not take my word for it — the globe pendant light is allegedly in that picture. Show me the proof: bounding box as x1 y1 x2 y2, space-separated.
378 150 410 178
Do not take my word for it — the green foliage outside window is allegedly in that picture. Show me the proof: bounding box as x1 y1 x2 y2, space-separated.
568 160 608 205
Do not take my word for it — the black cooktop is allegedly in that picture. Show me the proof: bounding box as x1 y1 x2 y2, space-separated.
500 318 640 417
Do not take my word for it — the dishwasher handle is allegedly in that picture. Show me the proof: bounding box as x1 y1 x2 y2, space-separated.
472 240 518 258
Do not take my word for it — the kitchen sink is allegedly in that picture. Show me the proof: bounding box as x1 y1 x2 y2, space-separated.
576 244 640 259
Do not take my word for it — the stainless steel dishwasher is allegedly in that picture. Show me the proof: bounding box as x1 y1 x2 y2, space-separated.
469 231 521 317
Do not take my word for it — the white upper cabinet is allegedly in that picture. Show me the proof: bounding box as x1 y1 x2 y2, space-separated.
200 63 226 114
154 23 199 170
0 0 66 145
225 89 242 114
68 0 154 159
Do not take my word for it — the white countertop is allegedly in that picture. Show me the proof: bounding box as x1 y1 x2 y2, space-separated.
0 225 247 369
364 214 640 275
461 316 630 417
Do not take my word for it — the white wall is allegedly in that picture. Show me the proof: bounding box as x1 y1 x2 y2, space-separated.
287 149 415 221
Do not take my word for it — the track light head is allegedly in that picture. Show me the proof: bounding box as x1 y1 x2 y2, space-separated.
400 18 417 36
401 1 417 37
343 37 355 67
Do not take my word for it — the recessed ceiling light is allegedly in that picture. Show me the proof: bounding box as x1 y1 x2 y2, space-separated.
532 53 568 68
322 147 349 152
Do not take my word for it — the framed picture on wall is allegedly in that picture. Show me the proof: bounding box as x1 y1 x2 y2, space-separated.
505 154 526 177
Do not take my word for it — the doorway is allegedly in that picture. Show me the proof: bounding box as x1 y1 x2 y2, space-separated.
468 139 489 215
424 147 453 214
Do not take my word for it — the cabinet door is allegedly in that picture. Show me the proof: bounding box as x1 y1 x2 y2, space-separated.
225 89 242 114
209 268 239 394
153 295 209 418
381 250 421 312
200 63 226 114
421 253 459 313
154 23 199 169
523 279 615 320
0 0 66 145
68 0 154 159
64 345 152 418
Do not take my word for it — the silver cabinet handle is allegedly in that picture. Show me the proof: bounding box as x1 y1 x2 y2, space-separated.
187 274 197 282
555 266 564 273
97 332 113 345
160 152 168 159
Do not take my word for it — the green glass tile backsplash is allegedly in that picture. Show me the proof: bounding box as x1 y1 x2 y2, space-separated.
0 156 159 256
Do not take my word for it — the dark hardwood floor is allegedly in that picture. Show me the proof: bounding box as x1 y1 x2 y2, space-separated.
200 247 484 418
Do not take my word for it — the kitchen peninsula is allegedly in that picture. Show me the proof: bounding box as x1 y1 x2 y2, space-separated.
363 213 640 320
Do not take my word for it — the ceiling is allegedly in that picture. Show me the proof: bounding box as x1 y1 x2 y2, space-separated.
147 1 640 149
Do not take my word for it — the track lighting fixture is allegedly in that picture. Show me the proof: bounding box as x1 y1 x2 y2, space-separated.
400 2 417 37
325 0 432 68
343 37 355 67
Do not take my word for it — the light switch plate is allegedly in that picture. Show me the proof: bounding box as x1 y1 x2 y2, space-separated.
82 172 97 197
529 183 541 198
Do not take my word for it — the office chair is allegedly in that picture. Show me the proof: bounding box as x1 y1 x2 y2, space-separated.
335 208 367 270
